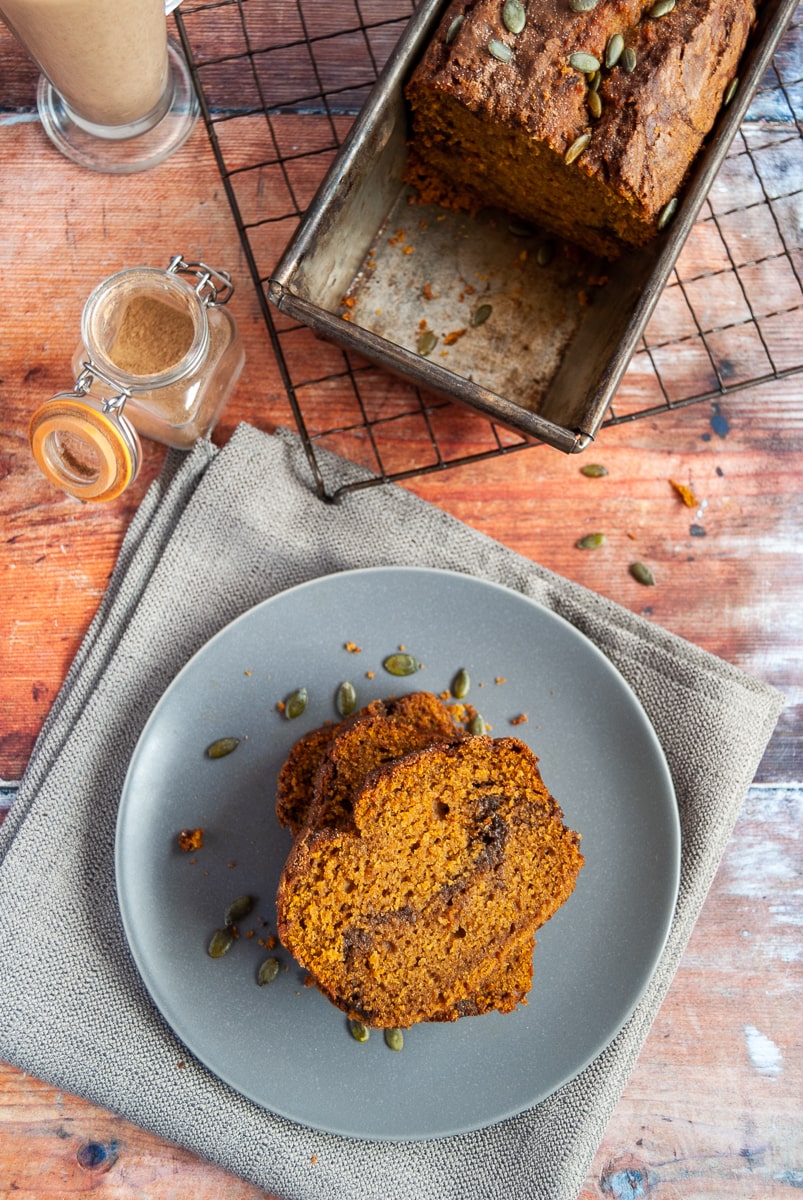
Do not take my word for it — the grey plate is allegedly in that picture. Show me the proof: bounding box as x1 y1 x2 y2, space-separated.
116 567 680 1141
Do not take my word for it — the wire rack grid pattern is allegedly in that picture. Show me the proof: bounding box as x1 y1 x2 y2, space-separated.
175 0 803 499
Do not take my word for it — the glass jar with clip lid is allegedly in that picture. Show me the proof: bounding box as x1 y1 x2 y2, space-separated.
29 255 245 502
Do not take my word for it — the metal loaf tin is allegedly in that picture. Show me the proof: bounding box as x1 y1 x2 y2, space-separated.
269 0 797 454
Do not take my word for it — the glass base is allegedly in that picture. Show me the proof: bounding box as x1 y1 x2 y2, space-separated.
36 41 198 174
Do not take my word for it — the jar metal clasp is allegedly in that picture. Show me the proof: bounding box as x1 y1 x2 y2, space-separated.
166 255 235 308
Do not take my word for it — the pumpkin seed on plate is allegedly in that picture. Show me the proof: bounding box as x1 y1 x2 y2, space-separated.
383 652 421 677
208 928 235 959
284 686 308 719
224 893 255 927
257 957 280 986
349 1019 370 1043
452 667 471 699
206 736 240 759
468 713 487 736
384 1027 404 1052
502 0 526 35
336 680 358 716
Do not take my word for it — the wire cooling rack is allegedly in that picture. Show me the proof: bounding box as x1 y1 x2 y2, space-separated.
175 0 803 499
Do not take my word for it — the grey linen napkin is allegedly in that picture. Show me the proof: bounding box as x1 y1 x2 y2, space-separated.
0 424 783 1200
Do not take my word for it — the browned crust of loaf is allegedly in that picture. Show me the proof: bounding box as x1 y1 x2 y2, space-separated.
405 0 756 256
276 735 584 1028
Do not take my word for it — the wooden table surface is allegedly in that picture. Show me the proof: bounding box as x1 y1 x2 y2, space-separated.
1 4 801 1198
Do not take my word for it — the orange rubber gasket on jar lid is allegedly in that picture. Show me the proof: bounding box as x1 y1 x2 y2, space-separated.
28 394 139 502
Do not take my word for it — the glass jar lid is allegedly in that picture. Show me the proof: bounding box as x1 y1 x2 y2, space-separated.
29 391 142 502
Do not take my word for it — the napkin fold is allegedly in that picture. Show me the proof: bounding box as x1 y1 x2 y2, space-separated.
0 424 783 1200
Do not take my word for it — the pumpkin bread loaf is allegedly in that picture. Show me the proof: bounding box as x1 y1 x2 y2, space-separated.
276 730 584 1028
404 0 756 257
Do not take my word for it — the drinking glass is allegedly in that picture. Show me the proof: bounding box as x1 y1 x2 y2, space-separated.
0 0 198 172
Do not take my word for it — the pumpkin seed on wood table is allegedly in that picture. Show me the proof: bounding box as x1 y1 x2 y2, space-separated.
576 532 605 550
630 562 656 586
580 462 608 477
502 0 526 35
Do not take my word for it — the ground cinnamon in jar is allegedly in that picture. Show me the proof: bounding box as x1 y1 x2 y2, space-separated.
109 295 195 375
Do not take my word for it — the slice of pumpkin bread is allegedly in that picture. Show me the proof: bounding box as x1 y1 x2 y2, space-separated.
276 734 583 1028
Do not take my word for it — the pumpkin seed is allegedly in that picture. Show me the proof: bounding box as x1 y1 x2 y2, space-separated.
580 462 608 477
605 33 624 68
630 562 656 586
384 1027 404 1052
565 132 591 165
445 13 464 43
569 0 599 10
224 893 255 927
349 1019 370 1043
576 532 605 550
569 52 600 73
502 0 526 35
417 329 438 356
208 928 235 959
657 196 678 231
284 686 308 719
488 39 513 64
588 89 602 119
649 0 675 15
383 652 421 677
336 680 357 717
206 736 240 759
471 303 493 327
621 46 637 72
468 713 487 736
588 69 601 92
723 77 739 106
452 667 471 699
536 240 555 267
257 957 280 986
